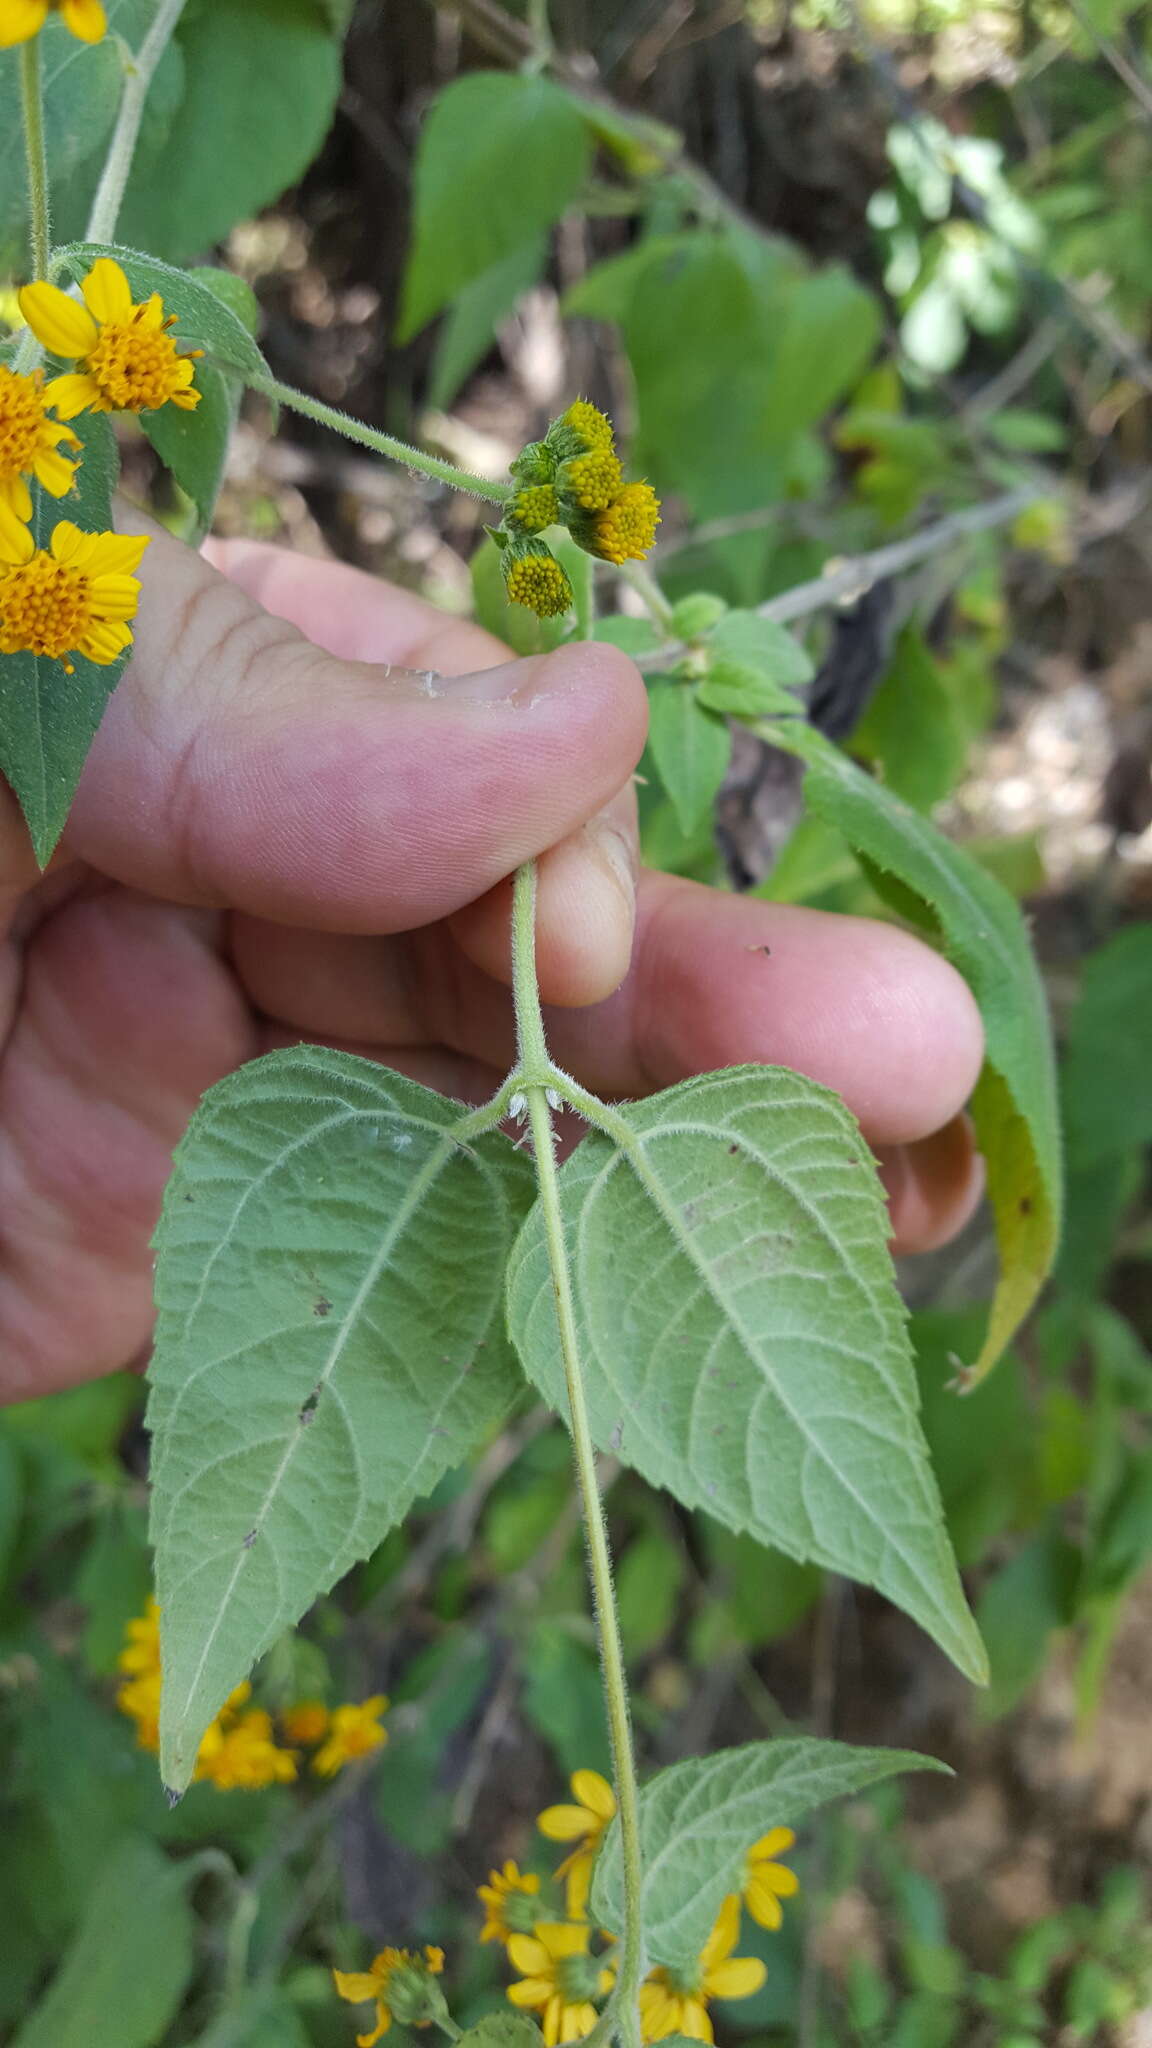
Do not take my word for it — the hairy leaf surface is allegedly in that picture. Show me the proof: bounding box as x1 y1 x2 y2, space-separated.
507 1066 984 1682
591 1738 945 1969
148 1048 533 1790
767 719 1061 1380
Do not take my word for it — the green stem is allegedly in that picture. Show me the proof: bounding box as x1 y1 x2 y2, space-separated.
20 37 50 281
511 863 645 2048
250 375 512 506
622 562 674 634
571 545 596 641
86 0 189 244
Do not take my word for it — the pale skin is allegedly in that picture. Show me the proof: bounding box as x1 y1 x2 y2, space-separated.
0 523 986 1403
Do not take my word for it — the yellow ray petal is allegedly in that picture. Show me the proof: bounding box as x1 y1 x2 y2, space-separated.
705 1957 766 1999
538 1804 595 1842
81 257 132 324
42 372 104 420
507 1935 550 1977
507 1980 552 2008
332 1972 382 2005
571 1770 616 1820
80 622 132 666
680 1999 713 2042
0 498 35 565
0 473 33 521
32 446 78 497
82 531 150 575
700 1895 741 1970
0 0 48 47
60 0 107 36
750 1828 795 1860
19 283 98 361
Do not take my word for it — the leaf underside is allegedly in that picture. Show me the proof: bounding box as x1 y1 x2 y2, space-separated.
507 1064 986 1685
147 1047 534 1789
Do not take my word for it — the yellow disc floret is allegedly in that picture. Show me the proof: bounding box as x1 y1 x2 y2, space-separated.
19 258 203 419
589 482 661 565
503 545 574 618
562 400 615 451
561 446 624 512
0 502 148 674
0 0 106 44
0 365 80 520
511 483 560 534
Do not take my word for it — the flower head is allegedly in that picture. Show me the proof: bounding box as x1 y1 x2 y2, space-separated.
280 1699 331 1747
0 365 80 521
0 503 148 674
19 258 202 419
743 1827 799 1930
638 1895 765 2044
195 1706 298 1791
312 1694 389 1776
334 1945 445 2047
560 400 615 451
510 482 560 535
501 538 573 619
538 1769 617 1917
0 0 106 44
583 483 661 566
559 446 623 513
507 1921 614 2046
478 1861 545 1943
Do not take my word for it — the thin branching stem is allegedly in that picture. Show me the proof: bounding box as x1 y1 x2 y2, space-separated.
251 376 512 506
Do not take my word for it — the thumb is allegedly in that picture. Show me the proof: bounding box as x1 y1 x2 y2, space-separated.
62 519 648 937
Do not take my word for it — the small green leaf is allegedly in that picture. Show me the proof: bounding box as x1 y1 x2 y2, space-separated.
58 243 268 379
0 410 123 865
591 1737 947 1968
767 720 1061 1381
697 659 800 720
646 680 731 835
9 1837 194 2048
147 1048 534 1789
507 1066 985 1683
670 592 729 639
594 615 663 656
400 73 592 338
1061 925 1152 1168
710 609 815 687
457 2019 544 2048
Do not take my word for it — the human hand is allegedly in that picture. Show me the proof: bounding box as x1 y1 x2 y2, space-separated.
0 526 985 1402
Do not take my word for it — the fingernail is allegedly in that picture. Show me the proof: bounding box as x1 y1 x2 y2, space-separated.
586 809 637 917
442 654 558 704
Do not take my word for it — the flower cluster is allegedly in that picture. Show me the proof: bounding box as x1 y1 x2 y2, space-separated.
331 1766 797 2048
115 1598 389 1790
494 401 661 618
0 258 203 673
0 0 106 47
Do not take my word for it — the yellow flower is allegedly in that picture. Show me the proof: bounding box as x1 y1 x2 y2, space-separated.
560 446 624 513
638 1896 765 2044
478 1861 543 1943
0 0 106 45
312 1694 389 1776
511 482 560 534
587 482 661 566
280 1699 331 1746
0 502 148 674
538 1769 617 1918
195 1706 297 1791
334 1945 445 2047
561 400 615 451
0 365 80 521
502 541 573 620
743 1827 799 1930
19 258 202 419
506 1922 614 2046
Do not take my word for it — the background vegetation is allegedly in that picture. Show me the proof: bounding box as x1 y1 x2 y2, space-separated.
4 0 1152 2042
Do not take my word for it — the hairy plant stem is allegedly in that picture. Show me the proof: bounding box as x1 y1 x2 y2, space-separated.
86 0 190 244
250 376 512 506
20 38 50 282
510 861 644 2048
